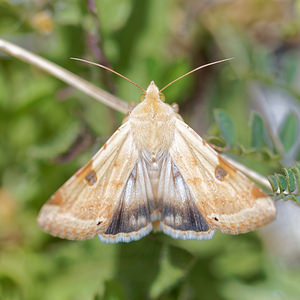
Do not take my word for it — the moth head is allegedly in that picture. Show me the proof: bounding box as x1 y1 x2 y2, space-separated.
145 81 160 101
139 82 165 102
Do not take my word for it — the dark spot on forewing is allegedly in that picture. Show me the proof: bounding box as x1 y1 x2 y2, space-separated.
215 165 227 181
85 170 97 185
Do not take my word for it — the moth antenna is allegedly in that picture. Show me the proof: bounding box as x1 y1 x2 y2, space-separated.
159 57 234 92
71 57 146 92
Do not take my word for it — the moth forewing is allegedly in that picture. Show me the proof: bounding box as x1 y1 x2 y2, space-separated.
169 119 276 234
37 121 140 240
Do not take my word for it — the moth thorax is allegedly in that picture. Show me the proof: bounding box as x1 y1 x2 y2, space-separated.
132 119 174 153
129 97 177 152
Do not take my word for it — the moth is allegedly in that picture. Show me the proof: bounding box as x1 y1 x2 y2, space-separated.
38 59 276 243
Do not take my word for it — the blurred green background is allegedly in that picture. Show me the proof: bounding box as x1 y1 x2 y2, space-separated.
1 0 300 299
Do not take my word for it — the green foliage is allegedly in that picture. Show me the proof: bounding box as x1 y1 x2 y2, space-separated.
1 1 300 300
208 110 282 170
268 164 300 202
251 113 265 149
214 110 236 147
279 112 298 153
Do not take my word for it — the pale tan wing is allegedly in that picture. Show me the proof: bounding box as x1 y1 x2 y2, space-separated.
37 121 139 240
169 119 276 234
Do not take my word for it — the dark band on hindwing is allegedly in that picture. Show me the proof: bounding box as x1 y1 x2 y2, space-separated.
161 202 209 232
100 155 211 242
104 203 150 234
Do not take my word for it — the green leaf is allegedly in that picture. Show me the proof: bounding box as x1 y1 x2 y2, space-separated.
268 175 278 192
293 164 300 179
277 174 288 193
283 168 297 192
205 136 227 148
268 164 300 203
279 112 298 152
115 238 162 299
250 113 265 148
168 243 195 271
150 245 193 298
214 110 236 146
103 279 126 300
214 244 262 278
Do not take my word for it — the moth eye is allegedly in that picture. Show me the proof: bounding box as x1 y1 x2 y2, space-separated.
159 92 166 102
139 92 146 102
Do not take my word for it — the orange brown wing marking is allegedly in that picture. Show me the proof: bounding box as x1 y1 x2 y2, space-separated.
192 158 198 167
217 155 237 177
48 190 63 205
187 177 202 186
112 181 124 189
251 185 268 199
75 160 94 180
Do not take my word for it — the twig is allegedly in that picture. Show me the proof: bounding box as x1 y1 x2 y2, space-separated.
0 39 128 114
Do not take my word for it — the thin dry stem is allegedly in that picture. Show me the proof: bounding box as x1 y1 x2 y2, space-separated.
0 39 128 114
